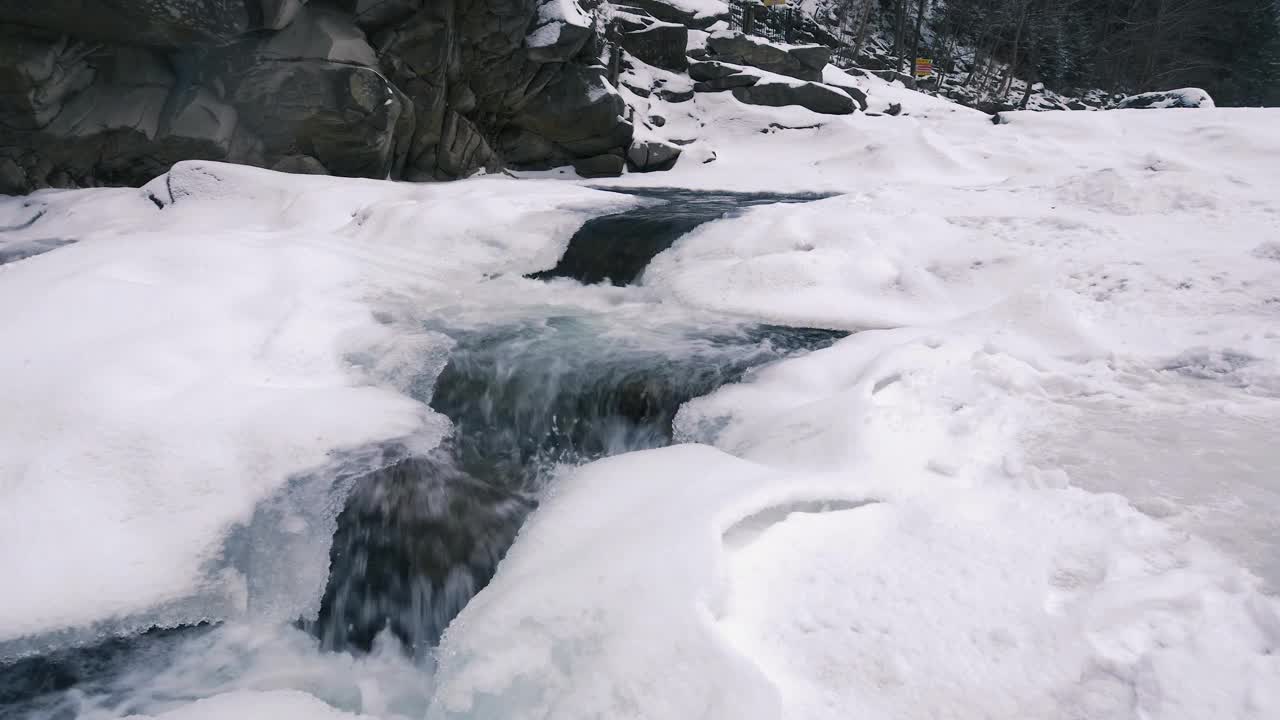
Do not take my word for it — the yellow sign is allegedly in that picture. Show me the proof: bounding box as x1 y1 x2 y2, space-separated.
762 0 788 6
914 58 934 77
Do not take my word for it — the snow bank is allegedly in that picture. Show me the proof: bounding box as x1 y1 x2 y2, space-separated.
0 162 634 657
430 443 1280 720
431 105 1280 719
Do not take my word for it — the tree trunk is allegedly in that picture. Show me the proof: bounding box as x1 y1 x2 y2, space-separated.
852 0 873 60
895 0 908 76
1019 40 1041 108
1003 0 1030 98
909 0 929 88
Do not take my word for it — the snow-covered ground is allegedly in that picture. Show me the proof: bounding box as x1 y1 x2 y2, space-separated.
2 80 1279 719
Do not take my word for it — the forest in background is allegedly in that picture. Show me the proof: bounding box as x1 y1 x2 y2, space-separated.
824 0 1280 106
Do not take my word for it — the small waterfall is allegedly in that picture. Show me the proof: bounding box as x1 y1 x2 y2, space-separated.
313 314 847 656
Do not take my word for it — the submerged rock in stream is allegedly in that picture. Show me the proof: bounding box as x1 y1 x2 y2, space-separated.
531 188 833 286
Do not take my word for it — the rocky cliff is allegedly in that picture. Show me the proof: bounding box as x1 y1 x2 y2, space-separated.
0 0 634 192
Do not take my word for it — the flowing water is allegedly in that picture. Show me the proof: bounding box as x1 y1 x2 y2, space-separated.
0 188 844 718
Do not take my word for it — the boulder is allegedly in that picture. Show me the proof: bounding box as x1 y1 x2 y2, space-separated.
731 80 854 115
498 128 568 167
689 60 759 92
620 21 688 71
526 0 594 64
272 154 329 174
655 87 695 102
820 74 869 111
162 88 241 157
0 157 26 194
626 139 681 172
689 60 743 81
261 0 309 30
1112 88 1215 109
788 44 832 73
432 111 498 179
839 85 868 111
613 0 729 30
231 61 408 178
511 64 634 159
0 0 635 189
694 74 759 92
706 32 826 82
248 5 378 66
0 30 96 131
350 0 420 32
572 154 625 178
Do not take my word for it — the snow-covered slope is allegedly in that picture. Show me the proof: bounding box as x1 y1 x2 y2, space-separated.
2 85 1278 719
426 106 1280 719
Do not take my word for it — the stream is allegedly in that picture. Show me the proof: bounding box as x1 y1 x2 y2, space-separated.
1 187 843 718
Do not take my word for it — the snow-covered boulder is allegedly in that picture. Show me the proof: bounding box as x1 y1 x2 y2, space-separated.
526 0 594 63
1112 88 1215 110
706 31 829 82
690 60 762 91
732 79 855 115
616 0 730 30
571 153 626 177
627 137 683 172
619 16 689 71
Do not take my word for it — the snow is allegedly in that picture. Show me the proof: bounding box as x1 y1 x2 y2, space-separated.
429 106 1280 718
4 53 1280 720
527 0 591 49
0 162 636 657
1114 87 1217 110
650 0 729 21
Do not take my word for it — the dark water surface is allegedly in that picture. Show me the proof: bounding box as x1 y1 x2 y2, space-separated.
532 187 834 286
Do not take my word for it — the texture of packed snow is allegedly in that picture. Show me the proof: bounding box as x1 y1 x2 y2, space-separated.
4 50 1280 720
432 107 1280 718
0 163 635 657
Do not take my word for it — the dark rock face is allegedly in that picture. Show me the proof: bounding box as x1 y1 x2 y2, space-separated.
689 60 743 81
694 74 760 92
620 20 688 71
731 80 855 115
820 75 869 111
571 153 626 178
689 60 760 92
626 138 681 172
0 0 635 192
705 31 829 82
